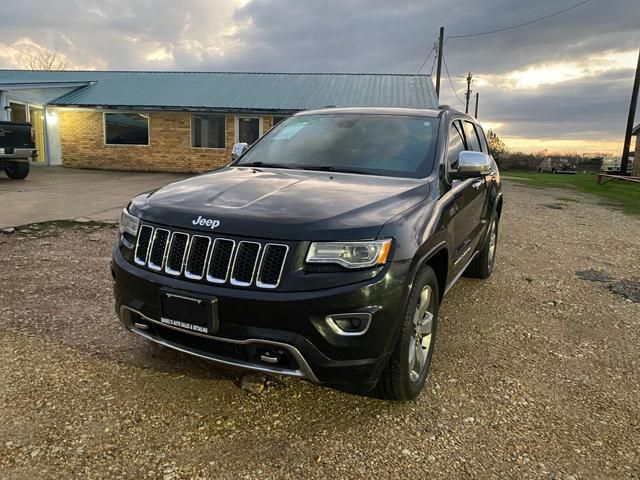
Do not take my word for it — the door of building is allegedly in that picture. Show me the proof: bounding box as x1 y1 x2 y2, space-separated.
237 117 261 145
28 106 46 163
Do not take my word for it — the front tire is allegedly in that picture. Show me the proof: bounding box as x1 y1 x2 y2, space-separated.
375 266 439 401
4 161 30 180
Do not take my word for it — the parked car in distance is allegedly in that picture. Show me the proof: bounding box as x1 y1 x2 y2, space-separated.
112 106 503 401
600 155 634 175
537 157 576 174
0 121 36 179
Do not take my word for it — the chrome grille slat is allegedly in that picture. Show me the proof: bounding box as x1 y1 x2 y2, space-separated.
165 232 190 276
134 226 288 289
148 228 170 271
134 225 154 265
230 241 261 287
206 238 235 284
185 235 211 280
256 244 289 289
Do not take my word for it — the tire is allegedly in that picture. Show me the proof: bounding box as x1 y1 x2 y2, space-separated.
464 217 498 279
4 161 30 180
375 266 439 401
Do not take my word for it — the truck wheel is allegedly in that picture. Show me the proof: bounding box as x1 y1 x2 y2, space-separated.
464 217 498 279
4 162 30 180
375 266 439 401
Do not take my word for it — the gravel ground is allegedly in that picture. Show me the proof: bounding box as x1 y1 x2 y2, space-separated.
0 183 639 479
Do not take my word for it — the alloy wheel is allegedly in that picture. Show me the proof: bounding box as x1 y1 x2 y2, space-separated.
408 285 434 382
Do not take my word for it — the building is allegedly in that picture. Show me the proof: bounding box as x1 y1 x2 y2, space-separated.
0 70 437 172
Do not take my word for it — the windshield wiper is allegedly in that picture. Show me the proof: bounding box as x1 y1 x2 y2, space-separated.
238 161 296 169
299 165 377 175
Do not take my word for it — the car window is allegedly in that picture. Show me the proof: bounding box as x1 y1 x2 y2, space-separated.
447 121 466 171
237 114 439 179
475 124 488 153
463 121 481 152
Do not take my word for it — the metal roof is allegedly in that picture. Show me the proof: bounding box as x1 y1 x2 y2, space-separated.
0 70 438 112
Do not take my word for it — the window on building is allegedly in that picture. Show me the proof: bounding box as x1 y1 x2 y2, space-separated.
192 114 226 148
463 121 481 152
9 102 27 123
104 113 149 145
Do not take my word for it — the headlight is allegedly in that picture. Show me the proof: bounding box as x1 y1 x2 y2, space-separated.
306 239 392 269
119 208 140 237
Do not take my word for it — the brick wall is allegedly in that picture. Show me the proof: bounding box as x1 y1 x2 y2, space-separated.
58 109 276 173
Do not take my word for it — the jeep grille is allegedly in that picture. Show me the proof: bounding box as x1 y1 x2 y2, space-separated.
133 226 289 289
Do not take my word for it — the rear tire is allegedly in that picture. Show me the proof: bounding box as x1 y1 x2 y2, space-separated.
464 217 498 279
4 161 30 180
375 266 439 401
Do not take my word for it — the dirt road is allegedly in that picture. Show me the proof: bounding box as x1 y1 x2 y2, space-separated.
1 183 638 479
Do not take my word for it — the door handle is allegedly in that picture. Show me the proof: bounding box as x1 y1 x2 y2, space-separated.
472 179 485 189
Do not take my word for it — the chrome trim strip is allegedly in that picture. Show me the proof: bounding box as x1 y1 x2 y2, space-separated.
325 313 372 337
444 250 479 296
164 232 190 276
206 238 236 284
256 243 289 289
230 241 261 287
147 228 171 271
119 306 319 382
134 225 154 266
184 235 211 280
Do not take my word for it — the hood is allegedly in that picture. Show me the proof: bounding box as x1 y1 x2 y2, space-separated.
130 166 429 241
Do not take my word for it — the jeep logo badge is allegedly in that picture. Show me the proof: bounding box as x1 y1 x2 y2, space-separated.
192 215 221 230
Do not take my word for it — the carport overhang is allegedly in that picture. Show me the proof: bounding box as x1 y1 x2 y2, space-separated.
0 81 92 165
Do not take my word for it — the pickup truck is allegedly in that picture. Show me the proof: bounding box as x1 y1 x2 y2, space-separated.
112 106 503 400
0 121 36 179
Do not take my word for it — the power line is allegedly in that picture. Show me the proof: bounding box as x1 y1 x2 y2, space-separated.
442 54 465 106
448 0 592 39
416 40 437 74
429 49 438 76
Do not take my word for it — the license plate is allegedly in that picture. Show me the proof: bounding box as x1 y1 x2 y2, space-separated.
159 290 218 335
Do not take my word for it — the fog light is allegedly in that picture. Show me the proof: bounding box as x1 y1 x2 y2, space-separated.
326 313 372 336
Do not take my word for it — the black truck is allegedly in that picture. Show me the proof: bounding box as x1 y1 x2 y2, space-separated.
112 106 503 400
0 121 36 179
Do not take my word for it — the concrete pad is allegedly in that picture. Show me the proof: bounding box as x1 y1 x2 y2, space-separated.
0 166 189 228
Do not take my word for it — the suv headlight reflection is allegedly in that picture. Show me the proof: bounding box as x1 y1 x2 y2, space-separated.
306 239 392 269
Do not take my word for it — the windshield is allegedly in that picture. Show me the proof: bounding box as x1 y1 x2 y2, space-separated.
235 114 439 178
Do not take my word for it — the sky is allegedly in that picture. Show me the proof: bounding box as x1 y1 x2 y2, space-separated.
0 0 638 154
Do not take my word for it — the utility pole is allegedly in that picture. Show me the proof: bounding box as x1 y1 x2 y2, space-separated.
435 27 444 100
620 46 640 176
465 72 473 114
474 92 479 118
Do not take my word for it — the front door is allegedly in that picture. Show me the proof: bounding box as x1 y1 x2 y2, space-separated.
28 106 46 163
237 117 261 145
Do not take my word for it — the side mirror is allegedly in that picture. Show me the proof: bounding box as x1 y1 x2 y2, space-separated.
231 142 249 160
452 151 492 179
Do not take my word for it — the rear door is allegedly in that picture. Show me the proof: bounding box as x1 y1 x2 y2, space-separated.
460 120 489 248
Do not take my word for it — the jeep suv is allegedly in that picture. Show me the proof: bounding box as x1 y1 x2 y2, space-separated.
112 107 502 400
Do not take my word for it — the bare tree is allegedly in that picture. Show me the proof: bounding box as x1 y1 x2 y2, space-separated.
21 45 67 71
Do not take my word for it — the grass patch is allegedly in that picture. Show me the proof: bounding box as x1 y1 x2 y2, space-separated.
505 171 640 216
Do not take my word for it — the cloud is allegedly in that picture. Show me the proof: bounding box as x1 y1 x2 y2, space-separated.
0 0 638 152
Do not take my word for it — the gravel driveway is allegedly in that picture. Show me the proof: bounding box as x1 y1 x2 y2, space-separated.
0 183 638 479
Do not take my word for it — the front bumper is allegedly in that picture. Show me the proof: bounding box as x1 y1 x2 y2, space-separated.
112 243 410 390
